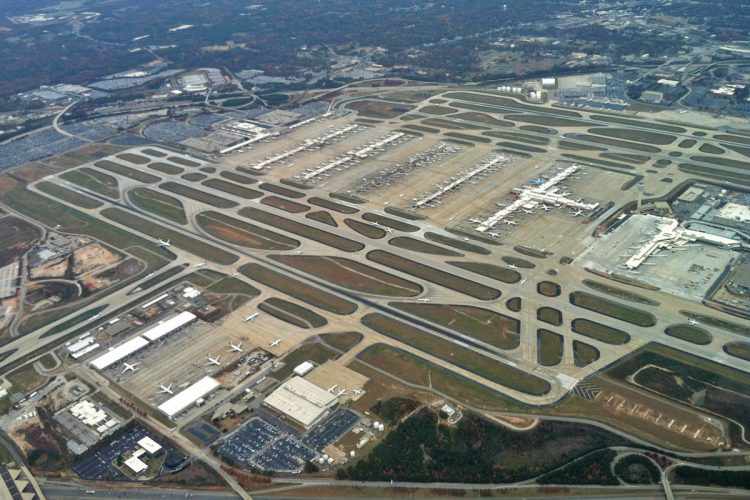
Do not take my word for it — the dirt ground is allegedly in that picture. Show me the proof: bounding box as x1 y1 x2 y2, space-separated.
72 243 122 276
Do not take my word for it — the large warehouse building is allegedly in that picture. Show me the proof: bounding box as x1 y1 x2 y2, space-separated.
263 376 338 428
88 311 197 370
90 336 150 370
158 376 220 419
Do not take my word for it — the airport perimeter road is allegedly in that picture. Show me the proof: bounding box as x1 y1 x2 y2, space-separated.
40 480 239 499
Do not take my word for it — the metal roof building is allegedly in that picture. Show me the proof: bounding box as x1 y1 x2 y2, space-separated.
142 311 197 342
158 376 220 418
89 336 149 370
138 436 162 455
124 456 148 475
263 376 337 428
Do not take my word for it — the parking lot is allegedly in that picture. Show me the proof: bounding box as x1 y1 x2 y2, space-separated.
303 408 359 451
72 422 153 481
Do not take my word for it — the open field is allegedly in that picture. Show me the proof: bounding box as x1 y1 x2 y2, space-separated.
424 233 490 254
390 302 520 350
444 92 582 117
538 281 561 297
270 255 423 297
147 162 183 175
566 134 661 153
344 219 386 239
181 173 206 182
160 182 237 208
448 261 521 284
368 250 500 300
537 329 563 366
723 342 750 362
220 171 258 184
388 236 462 256
361 213 419 232
94 160 161 183
203 179 263 199
308 197 358 214
570 291 656 327
261 195 310 213
60 167 119 198
349 100 413 119
537 307 563 326
258 182 305 199
359 314 550 396
665 324 712 345
582 280 659 306
259 297 327 328
128 187 187 224
101 207 238 265
319 332 363 352
571 318 630 345
353 345 527 412
306 210 337 226
573 341 599 367
37 181 102 209
588 128 677 146
589 115 685 133
238 263 357 314
116 153 150 165
240 207 364 252
196 211 299 250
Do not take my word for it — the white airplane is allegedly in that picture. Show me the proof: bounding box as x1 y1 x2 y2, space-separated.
469 218 483 224
688 319 700 326
541 205 552 212
206 355 221 366
522 209 534 214
158 384 174 395
269 339 282 347
158 239 171 248
121 362 138 374
229 343 243 353
503 220 518 226
507 264 518 269
244 313 259 322
570 209 584 217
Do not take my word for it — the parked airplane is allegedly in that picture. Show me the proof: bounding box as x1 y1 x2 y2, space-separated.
206 356 221 366
158 384 174 395
507 264 518 269
570 209 584 217
229 343 243 353
688 319 700 326
121 362 138 374
158 239 171 248
503 220 518 226
244 313 259 322
541 205 552 212
269 339 282 347
522 209 534 214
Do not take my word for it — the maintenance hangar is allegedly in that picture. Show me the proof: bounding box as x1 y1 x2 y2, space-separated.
89 336 149 370
263 376 338 429
158 376 221 419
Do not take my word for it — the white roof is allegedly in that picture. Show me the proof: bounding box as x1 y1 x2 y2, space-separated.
264 376 337 428
138 436 162 454
293 361 315 376
142 311 196 342
89 336 149 370
124 456 148 474
141 293 169 309
158 376 220 418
